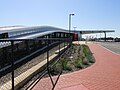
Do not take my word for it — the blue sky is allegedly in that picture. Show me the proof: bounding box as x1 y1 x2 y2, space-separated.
0 0 120 37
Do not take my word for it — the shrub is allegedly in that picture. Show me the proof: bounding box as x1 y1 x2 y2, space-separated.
82 59 89 65
88 55 95 63
82 45 90 56
50 64 61 75
59 58 72 71
81 45 95 64
74 57 83 69
65 64 72 71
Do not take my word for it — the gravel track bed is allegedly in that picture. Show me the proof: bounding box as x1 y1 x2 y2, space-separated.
97 42 120 54
0 43 64 86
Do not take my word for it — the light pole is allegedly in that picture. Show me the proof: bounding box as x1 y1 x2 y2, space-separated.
69 14 75 33
73 26 77 33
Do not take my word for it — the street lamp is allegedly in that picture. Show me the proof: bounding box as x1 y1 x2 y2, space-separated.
69 14 75 33
73 26 77 33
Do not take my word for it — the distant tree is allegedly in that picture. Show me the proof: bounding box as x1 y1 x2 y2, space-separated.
114 37 120 42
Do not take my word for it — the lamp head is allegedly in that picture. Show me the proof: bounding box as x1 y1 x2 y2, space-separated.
69 13 75 16
71 14 75 16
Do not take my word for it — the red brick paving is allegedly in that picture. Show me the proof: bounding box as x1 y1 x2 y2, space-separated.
61 84 89 90
32 44 120 90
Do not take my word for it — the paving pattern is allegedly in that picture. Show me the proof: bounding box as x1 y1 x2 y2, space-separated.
32 44 120 90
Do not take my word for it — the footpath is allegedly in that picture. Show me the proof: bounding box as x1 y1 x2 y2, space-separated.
32 44 120 90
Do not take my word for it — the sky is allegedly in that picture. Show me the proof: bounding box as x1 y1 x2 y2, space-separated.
0 0 120 38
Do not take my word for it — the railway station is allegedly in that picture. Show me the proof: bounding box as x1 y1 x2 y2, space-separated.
0 26 116 90
1 0 120 89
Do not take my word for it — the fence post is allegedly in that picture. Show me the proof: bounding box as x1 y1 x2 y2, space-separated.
59 40 60 60
11 41 14 90
46 39 54 88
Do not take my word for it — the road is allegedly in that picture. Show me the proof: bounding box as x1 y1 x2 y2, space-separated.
97 42 120 54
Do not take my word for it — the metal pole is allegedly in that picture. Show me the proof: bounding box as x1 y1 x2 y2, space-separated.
68 14 75 33
64 33 65 52
69 14 71 33
104 32 106 42
59 40 60 60
47 40 49 72
46 39 54 87
11 41 14 90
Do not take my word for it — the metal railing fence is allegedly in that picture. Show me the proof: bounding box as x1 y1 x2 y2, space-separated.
0 37 72 90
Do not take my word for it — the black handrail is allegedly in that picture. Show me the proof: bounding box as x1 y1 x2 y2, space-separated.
0 37 72 90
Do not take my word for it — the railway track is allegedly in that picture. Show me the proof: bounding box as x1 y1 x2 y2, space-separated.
0 44 68 90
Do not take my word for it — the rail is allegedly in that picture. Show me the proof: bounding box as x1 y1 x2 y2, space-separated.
0 38 72 90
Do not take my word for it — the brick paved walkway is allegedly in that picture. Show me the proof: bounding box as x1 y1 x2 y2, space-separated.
32 44 120 90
